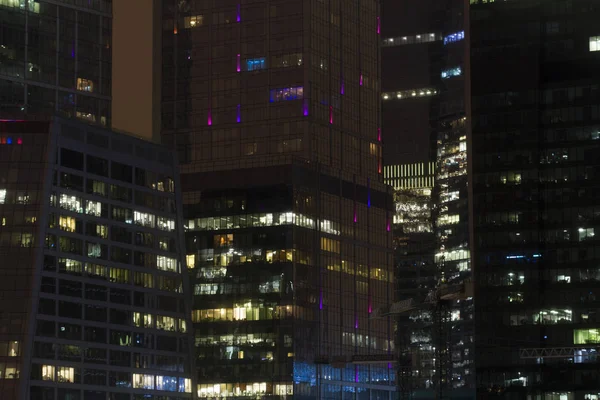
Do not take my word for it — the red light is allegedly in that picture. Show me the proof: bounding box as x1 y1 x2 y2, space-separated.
17 138 22 145
1 137 5 144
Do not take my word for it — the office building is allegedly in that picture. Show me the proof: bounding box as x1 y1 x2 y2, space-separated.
380 0 472 398
471 1 600 398
0 0 112 125
383 163 436 398
159 0 396 398
0 118 194 400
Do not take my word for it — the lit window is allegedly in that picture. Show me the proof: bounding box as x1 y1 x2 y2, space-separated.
157 217 175 231
157 255 178 272
443 31 464 45
269 86 304 102
574 328 600 344
184 15 204 28
0 189 5 204
186 254 195 269
590 36 600 52
133 373 155 390
156 375 178 391
59 216 77 232
76 78 94 92
42 364 55 381
441 67 462 79
134 211 155 228
57 366 75 383
179 378 192 393
246 57 266 71
59 194 83 213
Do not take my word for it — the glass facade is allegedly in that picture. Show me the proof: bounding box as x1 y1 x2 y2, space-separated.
160 0 394 398
0 118 194 400
0 0 112 124
471 1 600 398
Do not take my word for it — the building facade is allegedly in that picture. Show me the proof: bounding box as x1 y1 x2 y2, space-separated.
160 0 396 398
0 118 194 400
380 1 473 398
471 1 600 399
0 0 112 124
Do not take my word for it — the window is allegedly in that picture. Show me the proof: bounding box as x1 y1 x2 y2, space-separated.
269 87 303 102
134 211 155 228
59 216 78 233
381 32 439 47
156 375 177 391
443 31 464 45
184 15 204 28
76 78 94 92
42 365 55 381
246 57 266 71
0 189 5 204
157 256 177 272
157 217 175 231
57 366 75 383
441 67 462 79
59 194 83 213
590 36 600 52
574 328 600 344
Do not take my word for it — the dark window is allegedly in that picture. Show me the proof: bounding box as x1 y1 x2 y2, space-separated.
58 301 82 319
111 206 132 222
41 277 56 293
84 327 107 343
30 386 56 400
85 284 107 301
60 172 84 192
38 298 55 315
59 280 82 297
33 342 55 359
110 184 132 202
85 305 107 322
110 288 131 305
156 336 177 351
111 226 132 244
60 148 84 170
109 308 130 325
87 155 109 176
36 320 55 337
111 246 131 264
111 161 132 183
109 350 131 367
84 351 107 366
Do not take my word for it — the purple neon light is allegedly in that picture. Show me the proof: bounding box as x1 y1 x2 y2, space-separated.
353 208 357 223
340 81 345 95
236 104 241 123
329 106 333 124
360 74 363 86
378 128 382 141
355 315 358 329
236 54 241 72
207 109 212 126
355 368 359 383
367 178 371 208
237 4 241 22
377 16 381 34
319 289 323 310
368 296 372 314
386 218 391 232
303 99 309 116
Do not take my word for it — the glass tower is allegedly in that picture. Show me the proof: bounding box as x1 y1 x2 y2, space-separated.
0 0 112 125
160 0 396 398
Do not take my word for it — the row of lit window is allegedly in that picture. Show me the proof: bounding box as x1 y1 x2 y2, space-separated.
0 0 39 13
191 304 293 322
35 365 191 392
194 333 289 347
53 194 175 231
509 309 572 326
198 383 293 398
382 88 437 100
186 212 340 235
194 279 282 295
381 32 440 47
132 312 187 332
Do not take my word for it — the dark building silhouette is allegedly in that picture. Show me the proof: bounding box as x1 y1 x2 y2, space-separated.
471 1 600 399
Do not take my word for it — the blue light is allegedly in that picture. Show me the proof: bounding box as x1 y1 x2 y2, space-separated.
6 137 12 144
443 31 465 45
506 255 525 259
441 67 462 79
246 57 266 71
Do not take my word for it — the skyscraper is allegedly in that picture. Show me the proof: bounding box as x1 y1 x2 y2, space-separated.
471 1 600 398
0 0 112 125
0 118 194 400
159 0 395 398
380 0 472 398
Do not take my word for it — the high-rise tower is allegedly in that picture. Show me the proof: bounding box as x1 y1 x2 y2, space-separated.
160 0 396 398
